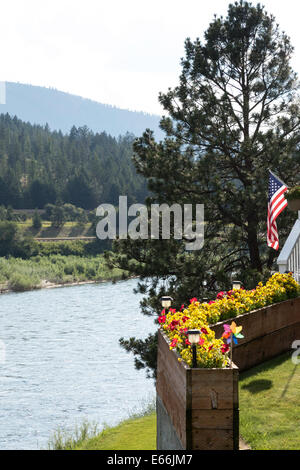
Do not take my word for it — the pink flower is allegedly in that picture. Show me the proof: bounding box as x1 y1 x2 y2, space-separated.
208 300 216 305
179 304 184 311
199 337 205 346
217 291 226 299
190 297 198 303
158 315 166 324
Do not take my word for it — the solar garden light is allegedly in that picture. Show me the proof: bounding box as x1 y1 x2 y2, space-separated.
160 296 173 313
232 280 242 290
187 329 201 368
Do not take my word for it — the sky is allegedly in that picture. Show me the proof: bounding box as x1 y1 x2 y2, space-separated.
1 0 300 115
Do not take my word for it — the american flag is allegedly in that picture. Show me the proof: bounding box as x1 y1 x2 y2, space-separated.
267 170 288 250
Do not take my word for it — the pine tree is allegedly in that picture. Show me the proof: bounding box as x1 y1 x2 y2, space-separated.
115 1 300 378
32 210 42 230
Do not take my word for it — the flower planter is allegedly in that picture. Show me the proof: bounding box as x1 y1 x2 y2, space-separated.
287 198 300 211
210 296 300 371
156 329 239 450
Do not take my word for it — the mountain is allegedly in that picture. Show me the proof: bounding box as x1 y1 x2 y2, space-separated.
0 82 163 139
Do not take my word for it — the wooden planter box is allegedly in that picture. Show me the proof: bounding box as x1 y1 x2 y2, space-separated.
287 198 300 211
210 296 300 372
156 329 239 450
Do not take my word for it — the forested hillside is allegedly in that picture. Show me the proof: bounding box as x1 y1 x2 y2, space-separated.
0 114 147 209
0 82 163 139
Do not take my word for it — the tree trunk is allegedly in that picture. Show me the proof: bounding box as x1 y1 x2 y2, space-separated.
247 224 262 272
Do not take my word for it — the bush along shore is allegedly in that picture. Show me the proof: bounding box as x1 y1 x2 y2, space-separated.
0 221 131 293
0 253 128 293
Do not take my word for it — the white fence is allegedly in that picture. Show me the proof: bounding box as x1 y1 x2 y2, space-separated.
277 211 300 283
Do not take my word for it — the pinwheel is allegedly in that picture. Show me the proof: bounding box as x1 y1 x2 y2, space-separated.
222 322 244 367
222 322 244 344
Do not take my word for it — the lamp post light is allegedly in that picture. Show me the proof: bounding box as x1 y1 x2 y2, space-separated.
187 329 201 368
232 280 242 290
160 296 173 314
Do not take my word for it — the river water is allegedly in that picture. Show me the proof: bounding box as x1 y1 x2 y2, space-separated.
0 279 157 449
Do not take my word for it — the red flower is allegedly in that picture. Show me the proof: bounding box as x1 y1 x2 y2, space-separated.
221 343 230 354
160 308 165 315
169 319 180 331
199 337 205 346
170 338 178 348
190 297 198 303
208 345 213 351
208 300 216 305
158 315 166 324
185 339 191 345
182 316 190 323
201 327 208 335
169 308 176 314
179 327 188 335
179 304 184 311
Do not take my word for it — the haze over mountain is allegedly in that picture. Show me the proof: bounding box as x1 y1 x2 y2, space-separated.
0 82 163 139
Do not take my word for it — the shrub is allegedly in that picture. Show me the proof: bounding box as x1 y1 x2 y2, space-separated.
32 210 42 230
8 273 40 292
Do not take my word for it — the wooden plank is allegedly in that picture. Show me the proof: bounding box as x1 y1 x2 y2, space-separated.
211 297 300 343
192 410 234 430
192 429 234 450
157 369 187 447
157 331 186 404
190 367 237 410
232 321 300 371
157 330 187 447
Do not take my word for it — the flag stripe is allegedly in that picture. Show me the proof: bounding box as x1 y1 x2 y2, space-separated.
267 171 288 251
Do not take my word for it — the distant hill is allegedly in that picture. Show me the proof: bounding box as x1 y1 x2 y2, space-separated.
0 114 148 209
0 82 164 139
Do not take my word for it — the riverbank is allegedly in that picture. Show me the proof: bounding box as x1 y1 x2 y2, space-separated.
50 351 300 450
49 402 157 450
0 254 129 294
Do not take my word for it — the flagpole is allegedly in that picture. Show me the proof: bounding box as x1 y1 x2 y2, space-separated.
268 169 289 188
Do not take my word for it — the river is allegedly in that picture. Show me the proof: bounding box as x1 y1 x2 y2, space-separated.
0 279 157 450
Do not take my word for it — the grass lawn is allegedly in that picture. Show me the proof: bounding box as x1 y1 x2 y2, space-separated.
74 414 156 450
59 351 300 450
239 351 300 450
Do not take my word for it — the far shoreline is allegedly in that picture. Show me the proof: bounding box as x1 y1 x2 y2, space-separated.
0 275 137 296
